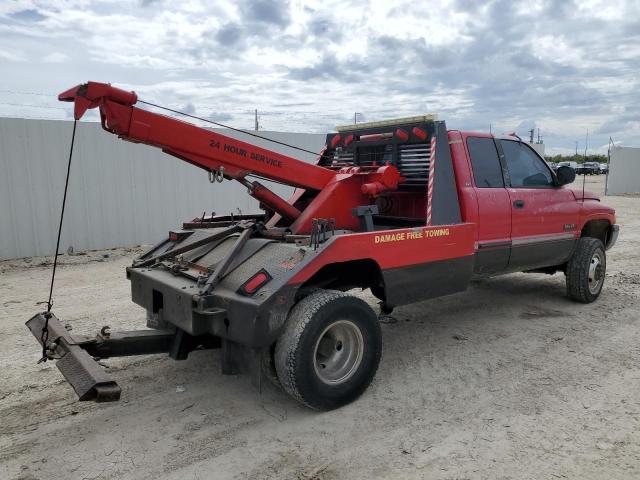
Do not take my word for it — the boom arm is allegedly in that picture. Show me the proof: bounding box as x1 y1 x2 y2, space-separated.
59 82 405 233
59 82 334 191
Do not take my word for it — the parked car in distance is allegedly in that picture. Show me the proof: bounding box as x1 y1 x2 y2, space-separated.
599 163 609 174
557 161 578 171
576 162 599 175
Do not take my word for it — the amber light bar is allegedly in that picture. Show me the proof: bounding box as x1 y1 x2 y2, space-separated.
335 114 437 133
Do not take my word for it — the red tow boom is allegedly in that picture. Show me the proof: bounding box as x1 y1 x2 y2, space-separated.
59 82 404 233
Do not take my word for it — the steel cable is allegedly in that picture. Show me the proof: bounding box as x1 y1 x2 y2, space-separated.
137 99 324 157
40 120 77 361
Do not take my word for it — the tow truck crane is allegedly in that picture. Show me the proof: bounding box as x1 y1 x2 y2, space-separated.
26 82 618 410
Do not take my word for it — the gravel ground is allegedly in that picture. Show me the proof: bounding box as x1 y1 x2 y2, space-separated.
1 176 639 480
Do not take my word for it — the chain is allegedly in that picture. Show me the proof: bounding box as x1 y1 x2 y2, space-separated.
208 166 225 183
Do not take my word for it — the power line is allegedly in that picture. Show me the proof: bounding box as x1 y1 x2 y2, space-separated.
0 89 57 96
0 113 66 121
4 91 602 125
2 86 637 119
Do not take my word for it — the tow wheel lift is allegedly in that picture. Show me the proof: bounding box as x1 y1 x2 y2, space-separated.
27 312 220 401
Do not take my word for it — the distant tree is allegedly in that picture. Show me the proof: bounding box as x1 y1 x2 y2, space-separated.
544 154 607 164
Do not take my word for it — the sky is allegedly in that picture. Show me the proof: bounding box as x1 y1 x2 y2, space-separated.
0 0 639 155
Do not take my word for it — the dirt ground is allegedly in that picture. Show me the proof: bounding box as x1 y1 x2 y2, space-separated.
1 176 639 480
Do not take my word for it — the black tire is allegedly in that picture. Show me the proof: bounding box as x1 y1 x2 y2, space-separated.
566 237 606 303
274 290 382 411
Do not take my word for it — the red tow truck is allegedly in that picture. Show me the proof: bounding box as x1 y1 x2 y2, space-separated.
27 82 619 410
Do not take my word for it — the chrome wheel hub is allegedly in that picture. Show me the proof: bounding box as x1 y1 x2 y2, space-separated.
588 251 604 294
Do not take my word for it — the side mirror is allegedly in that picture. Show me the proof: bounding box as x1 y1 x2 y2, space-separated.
556 165 576 186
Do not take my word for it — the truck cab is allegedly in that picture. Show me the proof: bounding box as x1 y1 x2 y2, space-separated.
450 132 616 277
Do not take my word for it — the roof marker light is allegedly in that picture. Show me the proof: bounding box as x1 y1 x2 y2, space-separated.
395 129 409 141
344 134 354 146
412 127 427 140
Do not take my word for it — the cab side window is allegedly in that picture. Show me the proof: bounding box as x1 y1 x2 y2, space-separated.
467 137 504 188
500 140 554 187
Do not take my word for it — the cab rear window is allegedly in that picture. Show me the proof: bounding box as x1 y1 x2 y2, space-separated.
467 137 504 188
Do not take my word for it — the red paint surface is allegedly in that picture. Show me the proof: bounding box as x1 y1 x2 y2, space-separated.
290 223 476 284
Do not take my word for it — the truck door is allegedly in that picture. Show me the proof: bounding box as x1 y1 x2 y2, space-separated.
499 139 579 271
466 136 511 274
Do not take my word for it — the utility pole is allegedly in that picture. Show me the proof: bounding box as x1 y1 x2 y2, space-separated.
489 123 492 134
581 129 589 200
254 109 259 131
584 129 589 157
575 141 578 156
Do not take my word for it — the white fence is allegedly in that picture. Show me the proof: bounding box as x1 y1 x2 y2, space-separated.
607 146 640 195
0 118 325 260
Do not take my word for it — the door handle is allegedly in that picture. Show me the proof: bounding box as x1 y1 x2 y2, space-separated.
513 199 525 209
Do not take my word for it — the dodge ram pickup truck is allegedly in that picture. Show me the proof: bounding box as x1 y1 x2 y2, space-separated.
28 82 619 410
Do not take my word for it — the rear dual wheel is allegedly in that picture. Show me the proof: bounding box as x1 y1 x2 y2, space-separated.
275 290 382 411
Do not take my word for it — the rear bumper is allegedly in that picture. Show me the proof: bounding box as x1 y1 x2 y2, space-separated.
606 224 620 250
127 267 294 348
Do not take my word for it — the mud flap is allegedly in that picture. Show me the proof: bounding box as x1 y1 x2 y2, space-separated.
221 338 265 392
26 312 121 402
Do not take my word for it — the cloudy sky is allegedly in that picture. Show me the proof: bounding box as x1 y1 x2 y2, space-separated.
0 0 638 154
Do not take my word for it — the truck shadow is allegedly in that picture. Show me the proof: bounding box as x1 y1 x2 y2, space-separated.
146 272 579 414
82 272 587 427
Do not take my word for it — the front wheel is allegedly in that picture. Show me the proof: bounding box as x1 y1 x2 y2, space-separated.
274 290 382 410
566 237 606 303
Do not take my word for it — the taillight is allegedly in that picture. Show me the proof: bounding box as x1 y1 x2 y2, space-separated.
238 269 272 296
169 230 192 242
